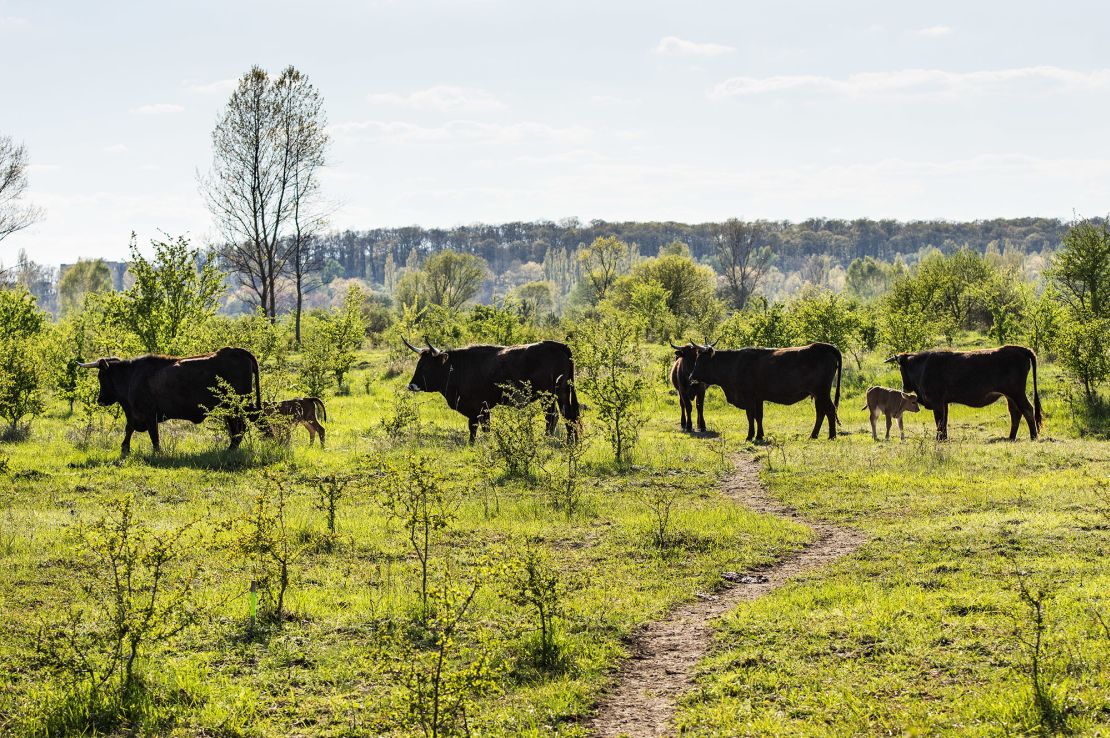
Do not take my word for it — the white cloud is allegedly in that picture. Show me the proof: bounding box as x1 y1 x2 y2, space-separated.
711 66 1110 98
130 103 185 114
916 25 954 37
103 144 128 154
331 119 591 145
0 16 29 30
183 78 237 94
653 36 734 57
367 85 506 112
590 94 638 105
26 163 60 173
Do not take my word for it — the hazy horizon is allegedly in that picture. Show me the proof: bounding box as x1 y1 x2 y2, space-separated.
4 0 1110 266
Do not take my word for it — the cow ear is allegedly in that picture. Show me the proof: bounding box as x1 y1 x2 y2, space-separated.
98 358 111 370
438 352 450 364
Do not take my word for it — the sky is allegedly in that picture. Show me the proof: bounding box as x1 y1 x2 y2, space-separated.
3 0 1110 266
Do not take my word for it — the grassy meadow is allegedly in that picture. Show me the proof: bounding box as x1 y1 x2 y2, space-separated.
0 344 1107 737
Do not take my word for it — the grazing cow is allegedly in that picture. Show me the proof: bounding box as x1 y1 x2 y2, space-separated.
688 342 842 441
76 347 261 457
669 341 707 432
862 386 920 441
403 337 580 442
886 345 1042 440
261 397 327 446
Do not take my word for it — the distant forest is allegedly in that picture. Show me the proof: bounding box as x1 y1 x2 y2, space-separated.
309 217 1068 285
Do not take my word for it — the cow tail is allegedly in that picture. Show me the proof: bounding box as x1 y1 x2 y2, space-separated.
251 352 262 413
1030 349 1043 432
314 397 327 422
834 349 842 425
565 361 581 422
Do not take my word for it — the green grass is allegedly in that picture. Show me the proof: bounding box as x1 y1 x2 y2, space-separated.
2 347 1107 736
0 348 808 737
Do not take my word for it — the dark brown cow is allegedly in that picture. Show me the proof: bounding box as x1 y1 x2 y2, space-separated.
403 337 580 442
261 397 327 446
688 342 842 441
669 341 707 432
886 345 1042 440
77 347 261 457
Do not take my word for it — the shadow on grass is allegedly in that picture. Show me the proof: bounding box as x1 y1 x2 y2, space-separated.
69 444 290 472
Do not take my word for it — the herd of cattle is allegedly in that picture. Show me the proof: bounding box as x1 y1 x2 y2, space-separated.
74 338 1044 457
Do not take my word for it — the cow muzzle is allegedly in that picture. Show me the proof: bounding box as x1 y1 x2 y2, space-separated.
407 383 420 392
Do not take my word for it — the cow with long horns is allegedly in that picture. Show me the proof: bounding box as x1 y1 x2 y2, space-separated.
669 340 711 432
402 337 580 443
886 345 1042 440
76 347 261 457
688 341 842 441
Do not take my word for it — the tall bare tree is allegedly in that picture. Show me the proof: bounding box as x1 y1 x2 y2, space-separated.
203 66 328 321
0 136 43 244
714 219 774 310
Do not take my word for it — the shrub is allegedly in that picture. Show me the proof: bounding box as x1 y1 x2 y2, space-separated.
1056 316 1110 401
570 313 647 465
506 547 562 668
485 384 550 480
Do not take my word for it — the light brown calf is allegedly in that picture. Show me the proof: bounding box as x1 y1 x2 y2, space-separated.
261 397 327 446
862 385 920 441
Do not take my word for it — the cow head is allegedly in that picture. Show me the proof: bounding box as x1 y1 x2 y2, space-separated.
885 353 927 407
669 341 698 361
901 392 921 413
76 357 124 406
686 337 720 385
402 336 452 393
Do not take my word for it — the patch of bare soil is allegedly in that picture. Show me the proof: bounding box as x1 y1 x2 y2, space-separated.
585 454 865 738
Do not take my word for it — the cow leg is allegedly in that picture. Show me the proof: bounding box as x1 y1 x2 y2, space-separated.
1005 397 1022 441
744 408 755 441
934 405 948 441
315 421 326 447
755 403 766 441
869 409 878 440
546 401 560 435
897 415 905 441
827 397 837 440
227 417 244 450
121 423 135 458
468 417 480 444
1014 394 1038 441
810 399 824 440
695 389 706 433
884 414 892 441
148 422 161 453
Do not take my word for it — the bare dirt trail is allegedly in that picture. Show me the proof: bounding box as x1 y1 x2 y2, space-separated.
585 454 865 738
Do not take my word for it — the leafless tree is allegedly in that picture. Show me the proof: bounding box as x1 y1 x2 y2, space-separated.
202 66 328 321
0 136 43 244
714 218 774 310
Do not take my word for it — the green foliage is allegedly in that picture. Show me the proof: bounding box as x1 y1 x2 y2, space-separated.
509 280 555 323
119 234 224 353
506 547 562 668
1055 316 1110 401
379 565 502 738
787 288 860 351
297 285 366 395
717 301 797 348
880 307 934 353
226 472 304 625
467 301 532 345
845 256 905 301
397 250 488 311
0 288 47 434
485 384 550 480
570 313 647 465
1025 288 1062 356
374 454 459 622
887 249 1009 340
1050 218 1110 318
624 279 673 341
608 253 722 339
578 235 632 303
57 259 113 316
38 497 199 707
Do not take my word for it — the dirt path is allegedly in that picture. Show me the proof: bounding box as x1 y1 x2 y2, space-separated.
585 454 865 738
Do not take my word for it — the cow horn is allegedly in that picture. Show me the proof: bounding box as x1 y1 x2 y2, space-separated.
708 336 720 348
669 341 684 350
424 336 440 355
401 336 421 354
884 355 898 364
75 360 100 368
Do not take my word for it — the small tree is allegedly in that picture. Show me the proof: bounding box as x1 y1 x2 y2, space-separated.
0 288 46 435
571 313 647 465
122 234 224 354
374 455 458 622
1056 317 1110 401
1050 217 1110 318
0 135 43 243
506 547 562 667
577 235 631 303
714 219 774 310
38 497 200 703
486 384 549 480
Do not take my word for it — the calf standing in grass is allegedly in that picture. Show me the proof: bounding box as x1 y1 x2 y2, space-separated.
863 386 920 441
261 397 327 446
